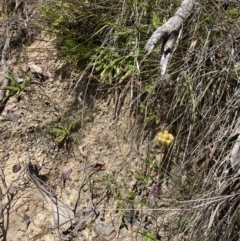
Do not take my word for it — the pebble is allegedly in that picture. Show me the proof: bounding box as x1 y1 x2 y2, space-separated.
95 220 115 236
35 213 47 227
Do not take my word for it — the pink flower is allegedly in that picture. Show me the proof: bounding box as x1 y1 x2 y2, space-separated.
149 185 158 195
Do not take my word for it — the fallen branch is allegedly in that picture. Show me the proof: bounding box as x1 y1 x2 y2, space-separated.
144 0 195 75
0 187 3 240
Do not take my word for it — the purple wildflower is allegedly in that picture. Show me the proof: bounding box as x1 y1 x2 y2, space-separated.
150 185 158 195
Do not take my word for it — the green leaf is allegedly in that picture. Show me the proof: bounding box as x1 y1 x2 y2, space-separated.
1 86 19 92
55 133 67 143
152 11 161 28
68 120 80 132
47 127 67 135
4 73 20 88
119 69 132 83
20 77 31 89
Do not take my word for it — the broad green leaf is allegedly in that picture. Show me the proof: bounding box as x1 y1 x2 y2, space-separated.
55 134 67 143
4 73 20 88
47 127 67 135
68 120 80 132
1 86 19 92
21 77 31 89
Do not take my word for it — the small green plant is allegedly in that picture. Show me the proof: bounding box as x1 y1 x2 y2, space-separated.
1 73 31 96
139 102 161 124
47 119 80 144
40 0 178 84
143 232 155 241
226 7 240 20
91 47 135 84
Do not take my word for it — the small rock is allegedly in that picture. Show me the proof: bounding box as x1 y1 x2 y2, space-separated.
35 213 47 227
127 179 137 191
95 220 115 236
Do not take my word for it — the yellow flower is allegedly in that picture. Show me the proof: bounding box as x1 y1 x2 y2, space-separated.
156 131 174 146
165 139 172 146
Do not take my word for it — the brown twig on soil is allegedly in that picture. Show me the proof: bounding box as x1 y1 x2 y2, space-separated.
0 187 4 240
73 159 88 212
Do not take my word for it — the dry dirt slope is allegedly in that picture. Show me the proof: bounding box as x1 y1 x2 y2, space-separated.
0 34 182 241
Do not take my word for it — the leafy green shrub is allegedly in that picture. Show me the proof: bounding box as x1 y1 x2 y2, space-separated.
41 0 177 84
40 0 181 123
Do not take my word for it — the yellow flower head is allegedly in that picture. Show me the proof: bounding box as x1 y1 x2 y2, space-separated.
156 131 174 146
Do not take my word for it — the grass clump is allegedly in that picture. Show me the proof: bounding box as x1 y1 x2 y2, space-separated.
47 119 80 144
41 0 178 84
